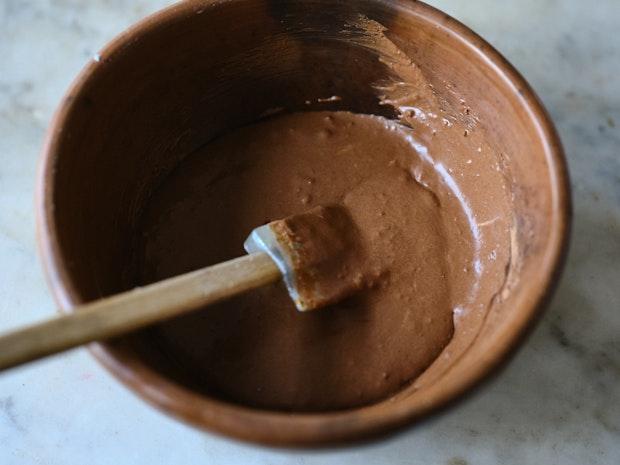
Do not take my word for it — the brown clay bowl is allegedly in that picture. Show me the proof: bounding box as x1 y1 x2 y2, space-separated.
37 0 570 447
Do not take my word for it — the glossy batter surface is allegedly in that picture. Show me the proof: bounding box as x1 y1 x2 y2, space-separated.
138 111 476 411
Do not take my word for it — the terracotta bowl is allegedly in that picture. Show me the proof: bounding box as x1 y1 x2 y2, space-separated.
37 0 570 447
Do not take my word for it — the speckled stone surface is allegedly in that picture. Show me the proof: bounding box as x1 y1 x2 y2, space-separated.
0 1 618 464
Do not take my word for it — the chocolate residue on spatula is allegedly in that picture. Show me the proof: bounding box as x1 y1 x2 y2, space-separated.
269 205 381 310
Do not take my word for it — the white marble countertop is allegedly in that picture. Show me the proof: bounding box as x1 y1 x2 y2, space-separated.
1 1 618 463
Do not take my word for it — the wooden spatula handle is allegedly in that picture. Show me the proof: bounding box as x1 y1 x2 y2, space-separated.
0 252 280 371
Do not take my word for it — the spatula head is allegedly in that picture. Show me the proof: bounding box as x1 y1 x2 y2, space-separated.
244 205 368 311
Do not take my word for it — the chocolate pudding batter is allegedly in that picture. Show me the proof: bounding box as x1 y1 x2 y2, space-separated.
138 111 480 411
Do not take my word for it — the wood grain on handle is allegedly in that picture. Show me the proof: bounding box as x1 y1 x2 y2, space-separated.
0 252 280 371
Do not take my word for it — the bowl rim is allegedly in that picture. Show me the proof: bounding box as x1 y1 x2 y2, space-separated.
36 0 571 447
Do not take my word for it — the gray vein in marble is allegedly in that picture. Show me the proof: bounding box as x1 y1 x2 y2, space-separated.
0 397 25 433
